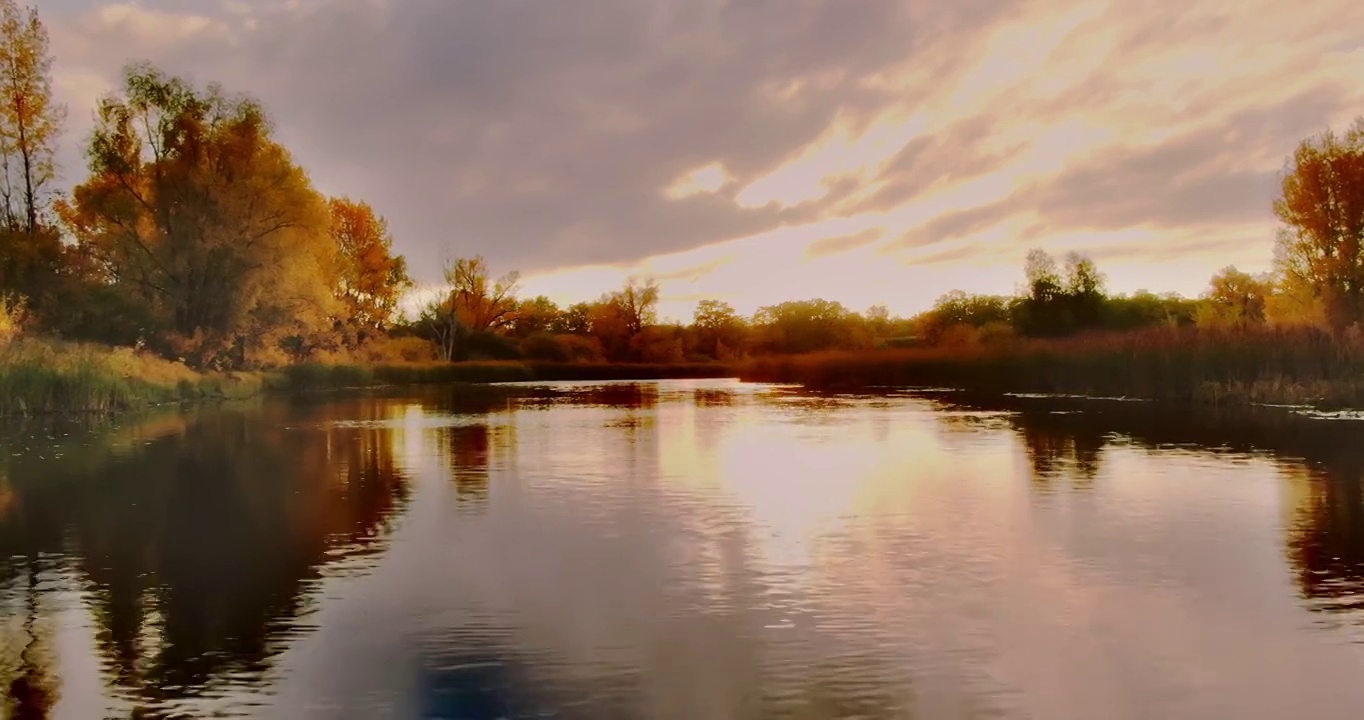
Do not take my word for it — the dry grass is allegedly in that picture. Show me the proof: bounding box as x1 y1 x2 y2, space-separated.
738 325 1364 407
0 338 260 415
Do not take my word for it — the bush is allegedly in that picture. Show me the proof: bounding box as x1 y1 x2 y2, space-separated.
465 330 523 360
357 335 437 363
0 295 27 346
520 333 604 363
521 333 573 362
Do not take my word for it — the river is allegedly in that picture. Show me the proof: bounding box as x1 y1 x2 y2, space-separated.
1 379 1363 719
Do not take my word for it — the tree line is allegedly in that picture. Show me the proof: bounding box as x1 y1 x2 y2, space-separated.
4 0 1364 370
0 2 414 369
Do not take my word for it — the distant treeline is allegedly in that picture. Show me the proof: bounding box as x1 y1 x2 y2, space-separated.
2 0 1363 379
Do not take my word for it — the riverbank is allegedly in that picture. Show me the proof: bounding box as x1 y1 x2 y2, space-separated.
16 325 1364 416
269 360 735 392
738 325 1364 407
0 339 262 415
0 339 738 415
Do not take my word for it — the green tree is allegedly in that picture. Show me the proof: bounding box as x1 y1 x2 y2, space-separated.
752 299 870 354
919 290 1012 343
1063 251 1106 329
1015 249 1106 337
692 299 745 359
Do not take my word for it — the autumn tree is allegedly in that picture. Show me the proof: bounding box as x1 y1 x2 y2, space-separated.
1274 118 1364 330
329 197 410 346
0 0 60 233
556 302 593 335
590 277 660 360
416 255 521 361
1198 266 1270 328
57 65 338 367
607 277 659 337
509 295 562 338
0 0 63 304
446 255 519 333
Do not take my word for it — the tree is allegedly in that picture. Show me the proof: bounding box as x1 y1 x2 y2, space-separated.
589 277 660 360
919 290 1012 344
607 277 659 337
1105 290 1197 331
1274 118 1364 330
1199 266 1270 328
446 255 519 333
692 299 745 359
0 0 62 234
0 0 63 308
1024 249 1063 303
329 197 410 344
510 295 561 338
752 299 870 354
1015 248 1107 337
864 304 892 338
556 302 593 335
1063 251 1106 328
57 64 338 367
420 292 462 362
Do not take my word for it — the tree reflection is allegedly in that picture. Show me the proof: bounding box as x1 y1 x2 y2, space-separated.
0 399 411 715
1281 456 1364 614
935 393 1364 619
445 424 493 506
1013 409 1107 490
0 561 60 720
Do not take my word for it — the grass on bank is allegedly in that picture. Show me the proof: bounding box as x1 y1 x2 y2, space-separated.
24 324 1364 415
738 325 1364 407
0 338 261 415
0 335 740 415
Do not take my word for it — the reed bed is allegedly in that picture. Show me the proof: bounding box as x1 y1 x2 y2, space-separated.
738 326 1364 407
0 339 259 415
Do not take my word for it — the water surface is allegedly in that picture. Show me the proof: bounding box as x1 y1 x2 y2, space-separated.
2 380 1364 719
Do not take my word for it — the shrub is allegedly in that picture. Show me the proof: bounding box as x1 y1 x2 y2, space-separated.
521 333 572 362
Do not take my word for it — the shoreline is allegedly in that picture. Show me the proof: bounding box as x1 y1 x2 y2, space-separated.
14 325 1364 417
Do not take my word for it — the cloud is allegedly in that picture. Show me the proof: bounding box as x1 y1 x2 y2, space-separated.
650 255 735 283
42 0 1364 317
803 228 885 260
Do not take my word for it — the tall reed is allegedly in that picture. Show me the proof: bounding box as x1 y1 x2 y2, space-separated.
738 325 1364 407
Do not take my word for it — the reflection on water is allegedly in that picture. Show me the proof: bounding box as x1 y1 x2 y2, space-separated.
1 382 1364 717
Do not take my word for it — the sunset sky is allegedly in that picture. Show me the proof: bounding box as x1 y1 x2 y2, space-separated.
42 0 1364 321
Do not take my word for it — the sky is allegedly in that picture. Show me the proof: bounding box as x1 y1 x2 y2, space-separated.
41 0 1364 321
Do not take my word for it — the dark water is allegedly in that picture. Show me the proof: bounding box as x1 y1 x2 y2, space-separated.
2 380 1364 719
